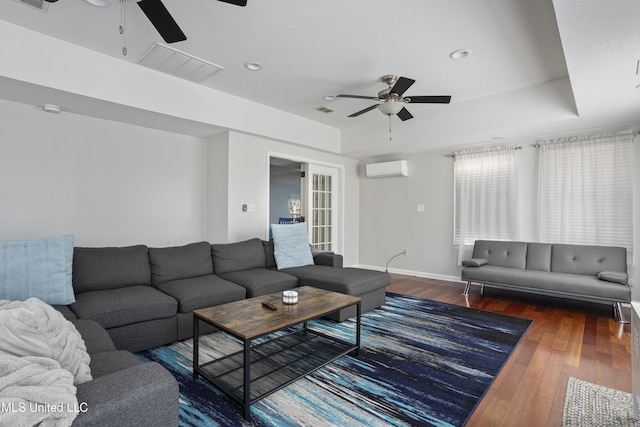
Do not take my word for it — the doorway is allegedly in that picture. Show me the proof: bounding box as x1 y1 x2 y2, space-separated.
268 156 343 253
269 157 303 226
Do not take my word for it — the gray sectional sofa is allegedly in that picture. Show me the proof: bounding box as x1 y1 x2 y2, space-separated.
461 240 631 322
47 237 388 426
67 237 390 352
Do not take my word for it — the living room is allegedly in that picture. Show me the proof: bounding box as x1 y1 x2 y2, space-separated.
1 1 640 426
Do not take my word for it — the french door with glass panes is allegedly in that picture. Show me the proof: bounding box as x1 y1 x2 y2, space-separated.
305 164 339 252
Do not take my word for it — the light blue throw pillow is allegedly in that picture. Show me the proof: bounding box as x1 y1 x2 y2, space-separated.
271 223 314 269
0 235 75 305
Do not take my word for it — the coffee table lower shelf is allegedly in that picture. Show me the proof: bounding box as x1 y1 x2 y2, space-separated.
194 327 356 414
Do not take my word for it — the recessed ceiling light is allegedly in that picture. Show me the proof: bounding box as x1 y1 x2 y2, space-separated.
244 62 263 71
83 0 110 7
323 96 336 101
449 49 471 60
43 104 61 113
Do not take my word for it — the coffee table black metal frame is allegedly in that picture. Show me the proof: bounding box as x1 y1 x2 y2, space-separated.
192 292 361 420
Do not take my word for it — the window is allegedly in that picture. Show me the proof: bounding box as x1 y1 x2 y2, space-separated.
538 132 633 260
453 147 519 263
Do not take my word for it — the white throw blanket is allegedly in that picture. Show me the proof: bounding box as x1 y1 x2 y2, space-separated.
0 354 79 427
0 298 91 385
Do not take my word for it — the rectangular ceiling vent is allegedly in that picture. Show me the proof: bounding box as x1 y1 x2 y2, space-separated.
317 106 334 113
139 43 224 83
16 0 48 11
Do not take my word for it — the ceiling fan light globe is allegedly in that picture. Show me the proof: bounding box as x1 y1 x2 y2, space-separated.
378 101 404 116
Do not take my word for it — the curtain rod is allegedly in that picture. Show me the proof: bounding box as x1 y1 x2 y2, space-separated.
533 131 638 148
446 145 522 159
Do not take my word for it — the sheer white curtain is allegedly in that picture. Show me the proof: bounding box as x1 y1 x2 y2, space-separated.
454 147 519 264
538 131 633 260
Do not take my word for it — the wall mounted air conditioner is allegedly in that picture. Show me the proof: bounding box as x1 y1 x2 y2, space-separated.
365 160 408 178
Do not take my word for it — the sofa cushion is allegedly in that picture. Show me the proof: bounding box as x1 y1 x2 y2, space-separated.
0 298 92 385
89 350 142 379
271 223 314 269
471 240 527 269
263 240 277 269
70 286 177 329
220 268 298 297
73 245 151 293
0 234 75 305
71 319 116 354
525 243 552 272
461 265 631 302
212 238 266 274
282 266 390 296
149 242 213 285
154 275 246 313
551 244 627 276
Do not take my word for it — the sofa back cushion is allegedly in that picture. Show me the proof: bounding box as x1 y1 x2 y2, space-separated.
73 245 151 293
551 244 627 276
148 242 213 285
262 240 277 269
472 240 527 269
525 243 552 272
212 238 266 275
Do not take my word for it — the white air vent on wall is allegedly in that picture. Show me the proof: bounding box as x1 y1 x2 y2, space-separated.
139 43 224 83
366 160 408 178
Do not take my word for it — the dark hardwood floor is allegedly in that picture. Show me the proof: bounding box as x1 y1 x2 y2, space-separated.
386 274 631 427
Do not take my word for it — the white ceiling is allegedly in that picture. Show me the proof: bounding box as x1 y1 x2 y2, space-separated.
1 0 639 159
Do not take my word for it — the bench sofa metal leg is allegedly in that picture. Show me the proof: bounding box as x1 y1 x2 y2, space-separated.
480 283 485 296
463 281 471 297
613 302 629 324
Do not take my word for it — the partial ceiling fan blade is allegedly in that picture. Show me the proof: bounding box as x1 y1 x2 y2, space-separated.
337 94 379 100
397 107 413 121
407 95 452 104
218 0 247 5
137 0 186 43
390 77 415 96
348 104 379 117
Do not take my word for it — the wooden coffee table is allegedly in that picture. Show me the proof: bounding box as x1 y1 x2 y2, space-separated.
192 286 362 419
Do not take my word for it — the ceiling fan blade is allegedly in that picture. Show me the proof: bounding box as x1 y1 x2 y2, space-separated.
397 107 413 121
348 104 379 117
218 0 247 5
407 95 452 104
390 77 415 96
137 0 186 43
337 94 379 100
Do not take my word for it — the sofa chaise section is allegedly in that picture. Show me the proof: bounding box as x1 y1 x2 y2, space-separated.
263 240 391 322
70 245 178 352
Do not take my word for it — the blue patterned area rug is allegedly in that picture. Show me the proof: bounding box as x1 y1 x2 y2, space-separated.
137 293 532 426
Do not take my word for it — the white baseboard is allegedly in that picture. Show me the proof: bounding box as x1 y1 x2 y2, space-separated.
354 264 464 284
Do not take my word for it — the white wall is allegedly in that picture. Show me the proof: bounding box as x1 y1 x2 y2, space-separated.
359 136 638 292
207 131 361 265
0 99 208 247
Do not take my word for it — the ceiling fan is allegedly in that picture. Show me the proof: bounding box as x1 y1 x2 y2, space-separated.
43 0 247 44
337 75 451 121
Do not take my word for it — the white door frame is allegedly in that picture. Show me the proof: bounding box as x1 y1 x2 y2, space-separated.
266 152 345 254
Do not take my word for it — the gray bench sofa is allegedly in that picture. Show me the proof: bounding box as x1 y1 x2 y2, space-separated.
68 238 390 352
461 240 631 322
